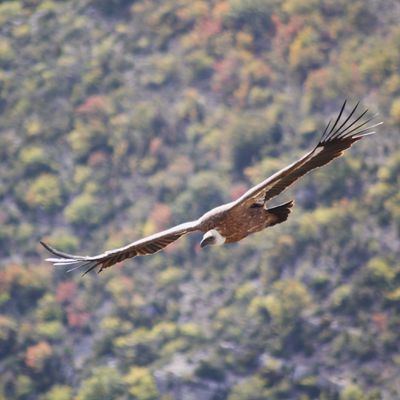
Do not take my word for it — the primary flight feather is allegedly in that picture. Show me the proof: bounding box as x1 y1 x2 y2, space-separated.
41 101 382 275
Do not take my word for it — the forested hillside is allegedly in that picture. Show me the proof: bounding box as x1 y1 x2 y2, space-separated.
0 0 399 399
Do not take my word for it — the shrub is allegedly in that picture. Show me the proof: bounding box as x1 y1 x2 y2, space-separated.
25 341 53 372
0 1 23 26
330 284 353 311
390 98 400 125
157 267 184 287
15 375 34 399
340 383 366 400
124 367 159 400
175 171 228 217
37 321 64 341
0 38 14 66
24 174 62 210
141 54 178 88
43 385 73 400
289 26 324 77
24 116 43 137
186 49 214 81
364 258 395 286
76 367 125 400
229 112 280 171
35 294 63 321
251 279 311 325
19 145 50 174
228 375 267 400
64 192 102 227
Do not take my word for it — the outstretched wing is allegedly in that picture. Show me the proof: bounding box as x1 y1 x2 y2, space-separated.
41 220 200 275
232 101 382 208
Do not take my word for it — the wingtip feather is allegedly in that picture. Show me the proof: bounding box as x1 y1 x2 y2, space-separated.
318 101 382 146
41 240 102 275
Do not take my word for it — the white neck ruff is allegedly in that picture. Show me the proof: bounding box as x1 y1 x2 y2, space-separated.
207 229 226 246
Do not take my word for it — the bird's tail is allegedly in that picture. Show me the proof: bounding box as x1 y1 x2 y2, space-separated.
267 200 294 226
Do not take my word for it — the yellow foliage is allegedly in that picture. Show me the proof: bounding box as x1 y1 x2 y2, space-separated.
340 383 366 400
24 117 43 136
15 375 33 399
384 74 400 95
390 98 400 125
25 174 62 210
36 321 64 340
161 338 188 356
385 288 400 302
179 322 202 337
64 192 101 226
124 367 159 400
106 275 135 298
76 367 124 400
283 0 319 14
157 267 184 286
142 219 157 237
12 23 30 39
385 192 400 221
271 279 311 320
19 145 47 168
236 31 253 49
366 258 395 285
330 284 352 309
0 315 16 341
150 321 178 340
235 281 256 302
43 385 73 400
176 0 209 21
289 26 324 72
38 1 57 13
99 316 132 336
0 1 23 26
249 279 311 326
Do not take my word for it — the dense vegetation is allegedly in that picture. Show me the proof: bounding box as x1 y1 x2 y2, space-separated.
0 0 399 399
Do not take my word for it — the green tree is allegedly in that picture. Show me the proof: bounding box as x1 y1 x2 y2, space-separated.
42 385 73 400
76 367 125 400
24 174 62 210
124 367 159 400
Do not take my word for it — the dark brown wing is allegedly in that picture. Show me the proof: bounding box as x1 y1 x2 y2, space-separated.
41 220 200 275
231 101 382 208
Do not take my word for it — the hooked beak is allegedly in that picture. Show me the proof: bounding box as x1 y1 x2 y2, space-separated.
200 237 213 248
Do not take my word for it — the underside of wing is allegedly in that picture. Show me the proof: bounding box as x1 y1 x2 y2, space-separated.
232 101 382 208
41 220 200 275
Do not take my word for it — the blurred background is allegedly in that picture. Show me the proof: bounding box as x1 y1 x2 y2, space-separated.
0 0 399 399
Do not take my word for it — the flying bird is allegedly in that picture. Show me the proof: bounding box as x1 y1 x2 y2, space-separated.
41 101 381 275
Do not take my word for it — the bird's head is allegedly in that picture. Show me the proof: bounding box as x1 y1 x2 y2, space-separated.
200 229 226 248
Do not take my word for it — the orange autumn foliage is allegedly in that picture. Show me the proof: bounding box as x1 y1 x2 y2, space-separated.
25 341 53 371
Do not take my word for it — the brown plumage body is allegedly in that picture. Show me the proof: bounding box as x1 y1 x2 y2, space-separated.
198 201 293 243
